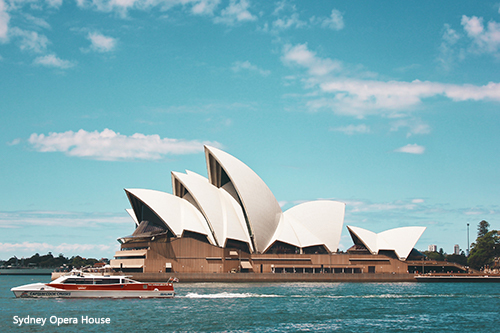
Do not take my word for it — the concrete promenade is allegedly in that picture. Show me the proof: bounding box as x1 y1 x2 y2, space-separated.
127 272 417 283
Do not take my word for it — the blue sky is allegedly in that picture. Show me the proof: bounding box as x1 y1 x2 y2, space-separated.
1 0 499 260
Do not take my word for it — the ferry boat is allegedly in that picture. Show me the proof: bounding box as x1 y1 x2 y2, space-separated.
11 271 176 298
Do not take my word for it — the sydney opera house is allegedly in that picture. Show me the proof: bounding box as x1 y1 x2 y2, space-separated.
110 146 463 281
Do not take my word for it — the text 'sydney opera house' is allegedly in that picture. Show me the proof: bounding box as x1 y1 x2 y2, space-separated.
110 146 464 281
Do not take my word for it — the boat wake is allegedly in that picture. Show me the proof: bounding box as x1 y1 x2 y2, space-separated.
183 292 282 299
182 292 492 300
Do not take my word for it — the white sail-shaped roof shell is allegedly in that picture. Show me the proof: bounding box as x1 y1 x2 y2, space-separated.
171 170 254 251
125 188 216 245
278 200 345 253
267 214 328 251
378 227 426 260
126 208 139 227
205 146 282 253
123 147 349 255
347 226 378 253
347 225 426 260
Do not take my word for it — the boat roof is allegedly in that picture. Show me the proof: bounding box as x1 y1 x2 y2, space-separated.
51 271 133 284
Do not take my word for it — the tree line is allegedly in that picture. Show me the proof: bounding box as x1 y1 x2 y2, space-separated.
422 249 468 267
423 220 499 271
0 252 105 269
468 220 500 271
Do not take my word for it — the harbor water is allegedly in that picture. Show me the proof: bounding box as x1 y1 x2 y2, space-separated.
1 275 499 332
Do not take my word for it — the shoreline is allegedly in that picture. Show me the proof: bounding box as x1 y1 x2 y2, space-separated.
415 274 500 282
129 272 500 283
0 268 54 275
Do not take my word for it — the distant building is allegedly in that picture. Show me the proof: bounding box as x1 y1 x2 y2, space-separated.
454 244 460 255
428 244 437 252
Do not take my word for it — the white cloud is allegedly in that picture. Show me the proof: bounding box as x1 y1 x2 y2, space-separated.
390 118 431 137
7 138 21 145
393 143 425 154
320 9 344 30
33 54 75 68
191 0 220 15
76 0 140 17
0 210 124 257
345 199 420 213
214 0 257 25
87 31 117 53
231 60 270 76
272 13 307 30
268 5 345 33
27 129 221 161
75 0 222 17
10 27 49 53
267 0 309 32
345 199 497 219
24 14 51 29
438 15 500 66
272 0 287 15
461 15 500 55
315 79 442 115
331 124 370 135
464 211 481 215
437 23 462 70
45 0 63 7
0 210 130 228
462 15 484 37
282 43 500 116
282 43 342 76
461 208 498 216
309 8 344 31
0 241 111 256
0 0 10 42
442 24 461 44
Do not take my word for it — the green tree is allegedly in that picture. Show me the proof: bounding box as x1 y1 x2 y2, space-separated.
69 256 98 268
423 251 445 261
446 253 468 266
70 255 85 268
468 220 500 271
478 220 490 238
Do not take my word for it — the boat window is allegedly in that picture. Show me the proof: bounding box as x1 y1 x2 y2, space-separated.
63 278 95 284
95 278 121 284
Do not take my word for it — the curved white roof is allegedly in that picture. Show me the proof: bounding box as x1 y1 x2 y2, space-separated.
378 227 426 260
125 188 216 245
205 146 282 253
347 226 378 253
125 208 139 227
347 225 426 260
266 214 327 251
280 200 345 253
171 171 253 251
